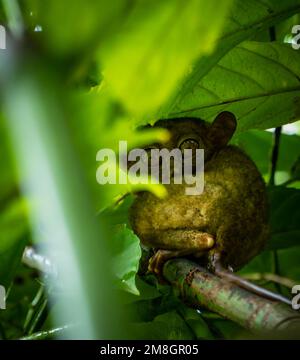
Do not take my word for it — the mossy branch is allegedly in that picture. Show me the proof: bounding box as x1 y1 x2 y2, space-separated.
163 258 300 337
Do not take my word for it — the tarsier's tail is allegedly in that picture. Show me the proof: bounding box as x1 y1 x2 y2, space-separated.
215 269 291 305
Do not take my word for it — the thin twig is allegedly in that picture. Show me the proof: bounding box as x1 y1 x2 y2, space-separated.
268 121 283 294
242 273 298 289
269 126 282 186
19 325 72 340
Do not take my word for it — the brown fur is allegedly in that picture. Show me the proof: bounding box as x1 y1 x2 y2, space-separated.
129 114 269 271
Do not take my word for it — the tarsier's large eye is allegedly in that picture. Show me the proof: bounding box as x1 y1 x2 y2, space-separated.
178 136 203 151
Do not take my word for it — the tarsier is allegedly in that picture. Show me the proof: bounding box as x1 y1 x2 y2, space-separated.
130 111 290 304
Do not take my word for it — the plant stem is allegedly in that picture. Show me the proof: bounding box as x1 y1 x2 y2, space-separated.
269 125 283 294
19 325 72 340
163 259 300 336
269 126 282 186
242 273 297 289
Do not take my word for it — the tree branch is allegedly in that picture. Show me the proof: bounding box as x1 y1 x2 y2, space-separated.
23 247 300 337
242 272 297 289
163 258 300 336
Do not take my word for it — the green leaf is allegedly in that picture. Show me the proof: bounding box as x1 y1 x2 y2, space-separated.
0 198 28 287
70 91 169 210
100 0 232 115
0 115 17 200
129 311 194 340
267 186 300 250
163 0 300 117
100 195 134 227
180 306 214 339
24 0 127 56
0 115 28 291
205 318 249 339
168 41 300 131
277 246 300 282
111 225 141 295
233 130 300 176
238 250 274 274
275 13 300 43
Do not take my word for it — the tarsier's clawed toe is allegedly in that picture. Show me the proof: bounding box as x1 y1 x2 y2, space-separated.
148 249 196 283
148 249 172 283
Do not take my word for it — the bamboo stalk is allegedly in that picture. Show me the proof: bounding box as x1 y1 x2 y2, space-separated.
163 258 300 336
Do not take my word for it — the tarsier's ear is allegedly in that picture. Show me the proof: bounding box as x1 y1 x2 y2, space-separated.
207 111 237 149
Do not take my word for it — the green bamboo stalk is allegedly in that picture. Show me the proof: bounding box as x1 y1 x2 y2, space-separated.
163 258 300 336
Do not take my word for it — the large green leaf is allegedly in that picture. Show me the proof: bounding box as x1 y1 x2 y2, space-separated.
0 117 28 288
70 91 169 210
168 41 300 131
277 246 300 282
100 0 232 115
162 0 300 118
24 0 127 56
233 130 300 175
111 225 141 295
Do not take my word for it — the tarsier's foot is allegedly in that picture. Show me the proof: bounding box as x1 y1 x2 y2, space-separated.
148 249 193 283
210 251 291 305
148 232 215 283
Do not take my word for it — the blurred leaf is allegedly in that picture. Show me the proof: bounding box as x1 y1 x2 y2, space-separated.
111 224 141 295
2 61 122 339
100 0 232 115
0 114 28 292
205 318 249 339
100 195 134 226
164 0 300 118
129 311 194 340
70 91 169 209
169 41 300 131
0 198 28 287
0 115 17 200
24 0 127 56
0 3 5 22
0 264 40 339
267 186 300 250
